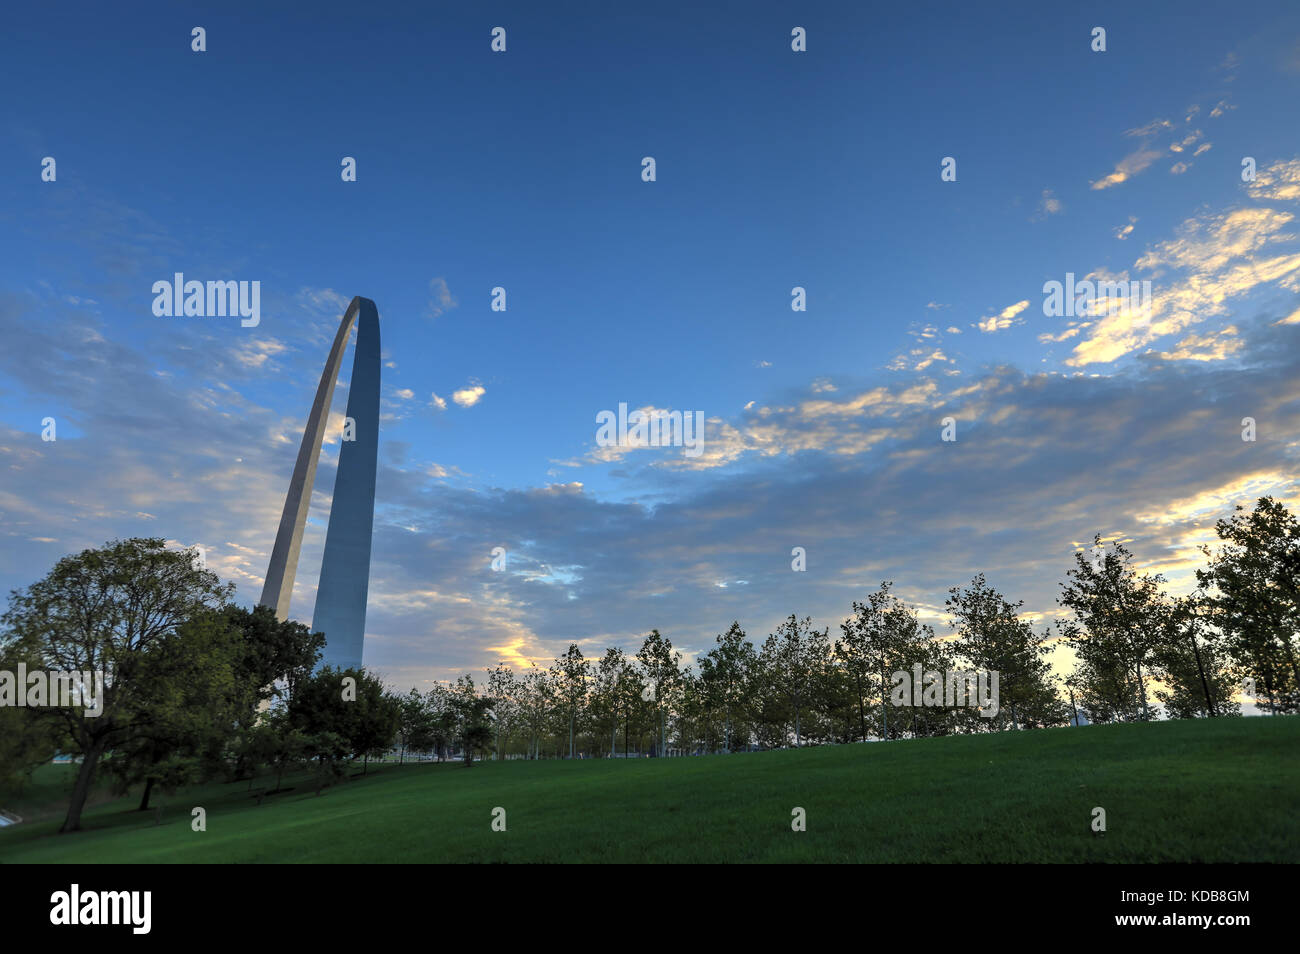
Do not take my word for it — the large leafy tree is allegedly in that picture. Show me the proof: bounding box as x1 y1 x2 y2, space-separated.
1198 496 1300 713
289 666 398 776
224 604 323 712
1 538 232 832
105 608 248 810
0 641 64 790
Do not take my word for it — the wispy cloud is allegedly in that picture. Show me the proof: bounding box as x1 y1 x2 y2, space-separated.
427 277 458 319
978 300 1030 333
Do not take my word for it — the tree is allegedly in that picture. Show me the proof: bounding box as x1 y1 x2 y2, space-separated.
554 644 588 758
424 684 455 761
699 622 757 752
590 648 626 756
0 642 63 790
1198 497 1300 713
617 654 648 755
1153 594 1240 719
223 604 323 711
290 666 397 776
449 675 494 766
245 708 308 794
222 605 323 780
1 538 232 832
760 615 830 747
951 574 1063 730
636 630 682 756
486 664 517 760
395 688 435 763
518 665 553 760
840 583 913 740
1057 541 1165 722
104 607 248 810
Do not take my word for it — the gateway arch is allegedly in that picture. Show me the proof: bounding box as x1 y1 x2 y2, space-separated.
260 295 380 671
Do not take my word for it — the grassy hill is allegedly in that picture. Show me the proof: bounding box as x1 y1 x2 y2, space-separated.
2 717 1297 863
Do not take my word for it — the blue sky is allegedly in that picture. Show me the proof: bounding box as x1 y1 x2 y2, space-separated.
3 1 1300 702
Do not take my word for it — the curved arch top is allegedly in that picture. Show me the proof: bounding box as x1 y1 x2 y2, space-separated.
260 295 380 670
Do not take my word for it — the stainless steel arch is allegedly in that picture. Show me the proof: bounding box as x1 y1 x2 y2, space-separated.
259 295 380 670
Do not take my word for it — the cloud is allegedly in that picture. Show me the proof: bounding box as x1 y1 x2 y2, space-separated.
1063 179 1300 365
232 338 289 369
357 316 1300 681
1125 119 1174 138
1115 217 1138 240
430 392 448 410
1091 147 1163 190
427 277 458 319
978 300 1031 333
7 283 1300 690
1149 327 1242 362
452 384 486 408
1247 158 1300 202
1031 190 1063 221
913 350 950 371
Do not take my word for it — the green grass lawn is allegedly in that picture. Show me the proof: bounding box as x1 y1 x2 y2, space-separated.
2 717 1297 863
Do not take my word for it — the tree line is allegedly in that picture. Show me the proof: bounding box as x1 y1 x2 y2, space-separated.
2 497 1297 834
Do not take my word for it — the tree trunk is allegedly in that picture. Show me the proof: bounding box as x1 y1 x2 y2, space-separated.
1135 661 1150 720
60 737 107 833
856 674 867 742
1188 625 1215 717
138 776 156 812
880 669 888 740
